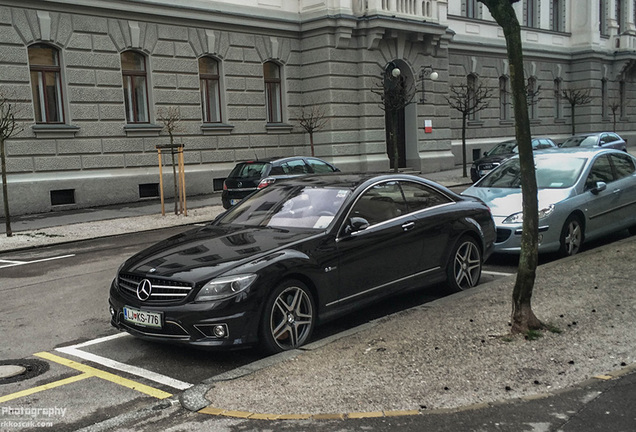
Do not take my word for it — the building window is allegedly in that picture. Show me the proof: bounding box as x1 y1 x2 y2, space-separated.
264 61 283 123
499 76 510 120
554 78 562 119
464 0 480 19
524 0 539 28
199 57 222 123
121 50 149 123
550 0 564 31
28 43 64 124
600 0 609 35
616 0 624 34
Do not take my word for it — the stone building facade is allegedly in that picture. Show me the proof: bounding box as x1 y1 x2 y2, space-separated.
0 0 634 216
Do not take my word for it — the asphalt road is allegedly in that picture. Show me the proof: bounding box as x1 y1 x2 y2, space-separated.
0 225 631 431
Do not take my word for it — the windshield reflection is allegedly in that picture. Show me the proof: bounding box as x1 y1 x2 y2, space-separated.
478 156 586 189
220 185 351 229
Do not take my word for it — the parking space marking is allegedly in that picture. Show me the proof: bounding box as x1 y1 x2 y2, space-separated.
56 335 193 391
0 254 75 269
482 270 515 277
0 373 91 404
35 352 173 399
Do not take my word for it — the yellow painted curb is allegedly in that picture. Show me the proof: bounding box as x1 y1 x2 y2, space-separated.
348 411 385 419
593 374 613 380
312 413 346 420
384 409 420 417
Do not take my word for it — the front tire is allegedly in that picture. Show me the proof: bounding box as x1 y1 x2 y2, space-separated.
446 236 482 293
559 214 584 257
259 280 315 354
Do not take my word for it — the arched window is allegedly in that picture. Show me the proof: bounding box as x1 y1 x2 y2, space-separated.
121 50 149 123
263 61 282 123
499 76 510 120
199 57 221 123
28 43 64 123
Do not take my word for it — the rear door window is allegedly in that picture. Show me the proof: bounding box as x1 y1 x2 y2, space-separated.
281 159 309 174
306 158 335 173
610 153 636 179
229 162 268 179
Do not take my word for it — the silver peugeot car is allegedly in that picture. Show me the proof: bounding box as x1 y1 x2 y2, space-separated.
462 148 636 256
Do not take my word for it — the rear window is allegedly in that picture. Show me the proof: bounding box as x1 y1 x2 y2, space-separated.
228 162 269 179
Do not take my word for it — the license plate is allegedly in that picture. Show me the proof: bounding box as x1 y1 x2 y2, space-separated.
230 199 239 206
479 169 492 177
123 306 162 328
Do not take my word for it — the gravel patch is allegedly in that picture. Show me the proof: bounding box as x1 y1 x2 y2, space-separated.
205 238 636 415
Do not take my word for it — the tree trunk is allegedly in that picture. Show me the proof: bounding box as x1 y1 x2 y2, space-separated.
1 137 12 237
480 0 543 334
571 104 576 135
461 114 468 178
309 132 315 157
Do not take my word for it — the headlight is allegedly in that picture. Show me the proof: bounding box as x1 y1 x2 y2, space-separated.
195 274 258 302
502 204 555 224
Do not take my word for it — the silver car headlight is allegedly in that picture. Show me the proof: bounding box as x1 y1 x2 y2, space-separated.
502 204 555 224
195 274 258 302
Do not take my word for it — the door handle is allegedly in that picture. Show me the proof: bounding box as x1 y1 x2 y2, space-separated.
402 221 415 231
613 188 621 194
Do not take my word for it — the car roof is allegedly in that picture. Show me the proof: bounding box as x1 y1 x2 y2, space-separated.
234 156 331 166
531 147 627 158
269 172 451 191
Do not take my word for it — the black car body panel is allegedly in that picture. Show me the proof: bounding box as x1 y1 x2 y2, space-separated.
110 174 495 350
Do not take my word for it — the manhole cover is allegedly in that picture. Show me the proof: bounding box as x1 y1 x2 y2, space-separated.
0 359 49 384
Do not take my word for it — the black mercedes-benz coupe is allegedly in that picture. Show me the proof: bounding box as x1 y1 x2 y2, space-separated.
109 173 495 353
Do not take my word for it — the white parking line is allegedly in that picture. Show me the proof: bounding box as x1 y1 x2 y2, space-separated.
0 254 76 269
56 334 193 391
483 270 515 277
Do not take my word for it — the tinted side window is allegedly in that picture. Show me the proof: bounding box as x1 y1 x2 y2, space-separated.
281 160 309 175
230 163 268 178
586 155 614 189
400 181 451 213
350 181 406 226
306 159 335 173
610 153 636 179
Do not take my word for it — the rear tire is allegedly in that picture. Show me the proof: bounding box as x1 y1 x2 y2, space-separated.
558 214 584 257
259 280 315 354
446 236 482 293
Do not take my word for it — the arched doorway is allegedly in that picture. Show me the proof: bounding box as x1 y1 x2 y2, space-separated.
383 60 414 170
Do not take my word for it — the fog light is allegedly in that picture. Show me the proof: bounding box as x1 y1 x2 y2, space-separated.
538 234 543 244
213 325 227 338
109 306 116 317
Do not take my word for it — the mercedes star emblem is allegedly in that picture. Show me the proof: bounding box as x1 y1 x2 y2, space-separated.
137 279 153 301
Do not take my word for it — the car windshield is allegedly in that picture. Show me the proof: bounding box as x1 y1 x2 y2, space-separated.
561 136 597 148
228 162 269 179
487 140 517 156
478 156 587 189
220 184 351 229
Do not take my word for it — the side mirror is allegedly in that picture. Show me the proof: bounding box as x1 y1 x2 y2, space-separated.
483 151 489 157
591 181 607 195
343 217 370 236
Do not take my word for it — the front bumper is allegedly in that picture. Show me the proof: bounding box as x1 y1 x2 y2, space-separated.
108 279 262 349
492 220 560 254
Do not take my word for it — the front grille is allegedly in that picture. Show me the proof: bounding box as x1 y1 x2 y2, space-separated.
118 273 193 304
495 228 512 243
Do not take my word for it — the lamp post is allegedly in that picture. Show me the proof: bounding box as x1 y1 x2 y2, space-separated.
419 66 439 103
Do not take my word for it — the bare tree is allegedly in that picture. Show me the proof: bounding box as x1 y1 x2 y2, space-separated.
608 99 620 132
445 81 491 178
0 90 23 237
479 0 544 335
158 107 183 215
372 66 416 172
562 88 593 135
296 103 328 157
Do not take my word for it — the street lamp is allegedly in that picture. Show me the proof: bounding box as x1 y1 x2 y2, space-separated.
419 66 438 103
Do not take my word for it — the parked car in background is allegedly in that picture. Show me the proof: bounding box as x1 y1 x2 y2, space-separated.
221 156 339 209
463 148 636 257
470 137 557 183
109 173 495 353
559 132 627 151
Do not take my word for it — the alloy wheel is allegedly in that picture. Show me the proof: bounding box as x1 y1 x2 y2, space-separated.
562 218 582 256
453 240 482 290
269 286 314 351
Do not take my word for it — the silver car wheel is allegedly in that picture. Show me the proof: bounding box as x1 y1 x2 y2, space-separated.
561 217 583 256
453 239 482 290
269 285 314 351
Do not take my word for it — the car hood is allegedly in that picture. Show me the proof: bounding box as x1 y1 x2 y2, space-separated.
120 224 319 282
462 187 573 217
